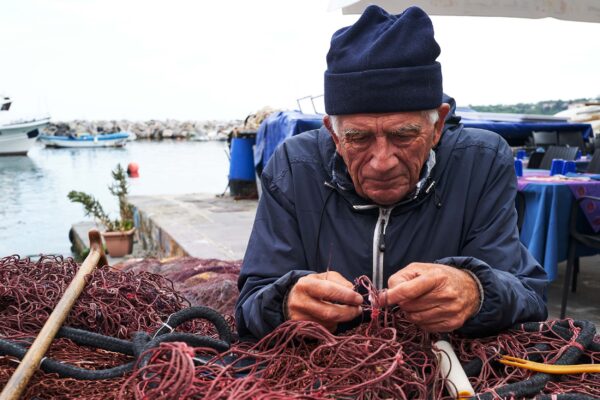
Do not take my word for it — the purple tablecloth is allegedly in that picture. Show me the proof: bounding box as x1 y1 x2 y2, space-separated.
519 172 600 232
517 170 600 280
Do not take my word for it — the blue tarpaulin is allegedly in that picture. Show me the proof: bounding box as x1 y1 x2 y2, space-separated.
254 111 323 172
461 121 593 146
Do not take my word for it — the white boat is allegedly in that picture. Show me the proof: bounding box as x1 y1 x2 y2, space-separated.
555 103 600 135
0 96 51 156
38 131 130 148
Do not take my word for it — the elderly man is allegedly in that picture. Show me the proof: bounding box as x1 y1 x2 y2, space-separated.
235 5 547 339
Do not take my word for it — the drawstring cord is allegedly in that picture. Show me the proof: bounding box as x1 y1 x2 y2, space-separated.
314 183 336 269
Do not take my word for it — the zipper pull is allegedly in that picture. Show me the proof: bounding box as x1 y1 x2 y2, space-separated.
378 218 386 252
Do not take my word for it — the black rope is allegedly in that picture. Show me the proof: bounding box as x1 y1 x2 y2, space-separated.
151 305 233 344
0 338 135 380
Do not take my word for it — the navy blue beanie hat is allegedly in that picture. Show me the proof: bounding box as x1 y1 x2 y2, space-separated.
324 5 442 115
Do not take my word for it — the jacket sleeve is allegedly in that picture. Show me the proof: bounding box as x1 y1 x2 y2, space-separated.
235 156 315 339
440 137 548 337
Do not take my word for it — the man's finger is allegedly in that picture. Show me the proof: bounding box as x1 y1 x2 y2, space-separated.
400 299 442 313
304 279 363 306
388 263 427 287
388 273 410 288
385 275 439 305
320 270 355 289
404 307 452 324
311 302 363 323
290 295 362 325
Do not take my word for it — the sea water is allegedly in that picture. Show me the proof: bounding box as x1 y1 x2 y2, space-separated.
0 140 230 256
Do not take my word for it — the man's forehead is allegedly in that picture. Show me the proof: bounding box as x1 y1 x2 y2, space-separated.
336 112 427 130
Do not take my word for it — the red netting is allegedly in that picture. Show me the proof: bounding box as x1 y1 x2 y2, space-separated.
0 255 222 399
116 257 241 315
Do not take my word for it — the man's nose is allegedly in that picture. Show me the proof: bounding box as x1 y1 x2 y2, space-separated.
369 136 398 172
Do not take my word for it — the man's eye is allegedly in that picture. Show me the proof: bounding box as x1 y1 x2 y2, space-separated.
347 134 370 142
389 132 415 144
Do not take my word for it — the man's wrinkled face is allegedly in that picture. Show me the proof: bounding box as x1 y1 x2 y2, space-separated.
325 105 449 206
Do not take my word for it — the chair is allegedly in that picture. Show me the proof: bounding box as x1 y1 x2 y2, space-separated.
561 195 600 318
527 152 545 169
586 151 600 173
539 146 579 170
532 131 558 148
558 131 586 149
515 191 525 232
593 136 600 154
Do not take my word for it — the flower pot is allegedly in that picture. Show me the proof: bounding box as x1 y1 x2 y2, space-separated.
101 228 135 257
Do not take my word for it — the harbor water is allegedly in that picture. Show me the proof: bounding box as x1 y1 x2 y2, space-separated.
0 140 230 257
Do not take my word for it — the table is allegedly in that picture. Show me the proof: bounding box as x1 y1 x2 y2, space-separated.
518 170 600 281
522 155 591 172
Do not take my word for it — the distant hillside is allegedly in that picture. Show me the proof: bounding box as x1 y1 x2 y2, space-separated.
470 97 600 115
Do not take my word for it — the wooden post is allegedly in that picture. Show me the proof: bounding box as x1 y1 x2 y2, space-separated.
0 230 107 400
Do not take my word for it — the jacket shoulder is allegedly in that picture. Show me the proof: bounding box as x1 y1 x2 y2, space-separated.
452 127 513 161
263 128 333 178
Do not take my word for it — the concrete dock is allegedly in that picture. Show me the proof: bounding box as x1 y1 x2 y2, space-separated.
69 193 256 264
71 193 600 327
129 193 256 260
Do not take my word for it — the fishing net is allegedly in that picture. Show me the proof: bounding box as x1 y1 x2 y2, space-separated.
1 255 599 399
0 255 228 399
116 257 241 315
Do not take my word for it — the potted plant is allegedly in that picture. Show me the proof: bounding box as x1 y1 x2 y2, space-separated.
68 164 135 257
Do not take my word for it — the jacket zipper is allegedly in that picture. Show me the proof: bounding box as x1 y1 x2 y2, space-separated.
372 207 391 290
327 180 438 290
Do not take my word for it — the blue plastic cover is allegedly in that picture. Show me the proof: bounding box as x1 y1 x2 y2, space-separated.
461 121 593 146
254 111 323 171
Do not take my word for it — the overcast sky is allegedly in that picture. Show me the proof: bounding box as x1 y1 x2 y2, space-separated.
1 0 599 121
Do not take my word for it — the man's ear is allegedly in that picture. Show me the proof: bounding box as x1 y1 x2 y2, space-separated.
432 103 450 146
323 115 340 148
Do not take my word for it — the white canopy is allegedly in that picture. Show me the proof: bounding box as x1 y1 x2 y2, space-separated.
329 0 600 23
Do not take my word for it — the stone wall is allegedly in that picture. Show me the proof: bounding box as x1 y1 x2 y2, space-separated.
43 119 242 140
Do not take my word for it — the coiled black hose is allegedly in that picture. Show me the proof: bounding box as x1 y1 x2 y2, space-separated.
0 306 232 380
152 305 233 344
0 338 135 380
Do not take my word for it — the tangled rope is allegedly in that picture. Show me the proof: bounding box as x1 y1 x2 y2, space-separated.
0 255 192 338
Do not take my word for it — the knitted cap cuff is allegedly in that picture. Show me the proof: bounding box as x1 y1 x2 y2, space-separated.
324 62 442 115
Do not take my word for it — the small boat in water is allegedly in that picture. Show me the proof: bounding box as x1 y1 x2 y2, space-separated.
38 132 131 148
0 96 51 156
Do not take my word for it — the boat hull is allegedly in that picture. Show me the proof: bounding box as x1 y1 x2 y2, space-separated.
38 132 130 148
0 119 50 156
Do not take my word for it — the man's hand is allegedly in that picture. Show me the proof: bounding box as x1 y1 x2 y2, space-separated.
379 263 480 332
287 271 363 332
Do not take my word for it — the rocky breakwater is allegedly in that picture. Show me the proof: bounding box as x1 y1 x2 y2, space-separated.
43 119 242 140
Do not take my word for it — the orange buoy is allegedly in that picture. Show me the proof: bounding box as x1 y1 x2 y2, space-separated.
127 162 139 178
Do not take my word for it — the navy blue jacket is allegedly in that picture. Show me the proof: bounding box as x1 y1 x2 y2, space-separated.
236 99 548 339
